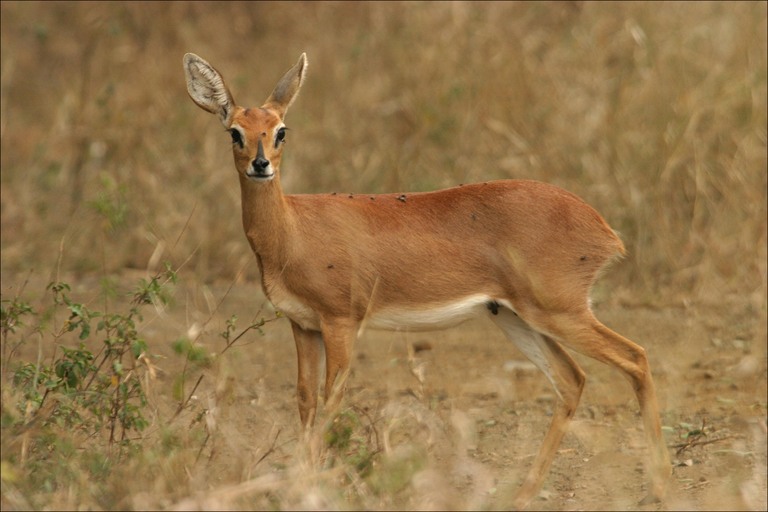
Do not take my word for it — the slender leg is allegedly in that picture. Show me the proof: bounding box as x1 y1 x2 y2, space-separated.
290 321 323 429
490 309 586 509
591 320 671 503
532 310 672 504
320 318 357 416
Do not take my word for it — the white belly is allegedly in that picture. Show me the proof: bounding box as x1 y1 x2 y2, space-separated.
271 290 497 333
367 294 494 332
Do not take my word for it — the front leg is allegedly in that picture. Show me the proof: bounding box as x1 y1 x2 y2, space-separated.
290 321 323 429
320 318 358 415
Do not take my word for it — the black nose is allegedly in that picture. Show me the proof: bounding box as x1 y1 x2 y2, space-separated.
253 157 270 170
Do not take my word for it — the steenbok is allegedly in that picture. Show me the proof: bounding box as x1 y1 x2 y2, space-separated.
183 52 670 508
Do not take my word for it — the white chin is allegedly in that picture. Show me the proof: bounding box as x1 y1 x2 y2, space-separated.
245 172 275 182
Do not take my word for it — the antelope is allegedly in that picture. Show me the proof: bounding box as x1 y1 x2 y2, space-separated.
183 52 671 508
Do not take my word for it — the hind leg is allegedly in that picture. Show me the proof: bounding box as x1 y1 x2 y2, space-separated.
526 308 672 504
490 308 586 509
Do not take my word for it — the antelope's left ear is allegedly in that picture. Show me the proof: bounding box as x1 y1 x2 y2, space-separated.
184 53 237 127
264 53 308 117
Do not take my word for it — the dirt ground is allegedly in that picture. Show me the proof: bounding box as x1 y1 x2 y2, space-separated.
1 4 765 509
19 269 760 511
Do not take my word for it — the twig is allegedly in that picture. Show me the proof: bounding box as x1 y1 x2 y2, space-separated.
351 403 383 454
673 435 732 455
173 202 197 251
192 264 248 345
253 427 282 468
0 269 32 376
681 480 710 491
220 315 281 355
174 374 204 419
195 431 211 464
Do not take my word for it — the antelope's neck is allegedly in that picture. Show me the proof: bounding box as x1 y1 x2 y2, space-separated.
238 175 293 266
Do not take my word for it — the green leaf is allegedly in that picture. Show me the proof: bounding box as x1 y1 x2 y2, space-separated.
171 338 188 355
69 303 84 318
131 339 147 358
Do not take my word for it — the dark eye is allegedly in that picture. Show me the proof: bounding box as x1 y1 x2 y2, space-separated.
275 127 287 147
230 129 244 148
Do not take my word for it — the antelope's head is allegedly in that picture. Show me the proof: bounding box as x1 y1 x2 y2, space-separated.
184 52 307 183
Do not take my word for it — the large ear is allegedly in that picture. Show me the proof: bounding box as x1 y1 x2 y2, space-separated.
264 53 307 117
183 53 236 127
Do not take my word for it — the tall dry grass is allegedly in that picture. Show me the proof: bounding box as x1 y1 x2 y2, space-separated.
0 3 766 510
1 1 765 306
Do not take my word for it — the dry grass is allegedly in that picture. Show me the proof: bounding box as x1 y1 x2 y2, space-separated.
1 1 766 510
1 2 765 301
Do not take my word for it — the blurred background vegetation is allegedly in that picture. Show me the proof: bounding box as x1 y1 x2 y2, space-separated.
1 3 766 510
1 1 766 303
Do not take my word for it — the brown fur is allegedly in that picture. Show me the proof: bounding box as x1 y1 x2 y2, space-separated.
183 52 670 509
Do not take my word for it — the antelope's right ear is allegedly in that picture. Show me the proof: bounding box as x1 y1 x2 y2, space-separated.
183 53 236 127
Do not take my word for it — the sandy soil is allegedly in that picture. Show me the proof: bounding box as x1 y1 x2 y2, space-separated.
6 272 766 510
148 274 766 511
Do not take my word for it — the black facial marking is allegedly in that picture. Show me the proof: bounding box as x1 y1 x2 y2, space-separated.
487 301 500 315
